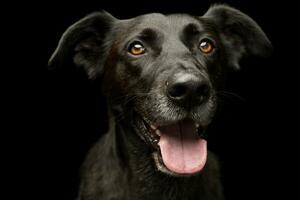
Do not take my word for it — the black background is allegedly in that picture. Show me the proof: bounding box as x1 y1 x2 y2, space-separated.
7 0 298 200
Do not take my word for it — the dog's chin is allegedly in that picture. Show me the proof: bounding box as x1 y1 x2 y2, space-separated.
140 117 209 177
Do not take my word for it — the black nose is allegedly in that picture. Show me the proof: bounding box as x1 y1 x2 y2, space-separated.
166 75 210 107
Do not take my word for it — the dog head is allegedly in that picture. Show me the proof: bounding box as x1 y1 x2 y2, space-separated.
49 5 271 176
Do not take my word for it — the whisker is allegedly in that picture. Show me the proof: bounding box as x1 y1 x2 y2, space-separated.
217 90 245 101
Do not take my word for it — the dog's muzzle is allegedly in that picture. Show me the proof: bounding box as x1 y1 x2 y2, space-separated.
136 72 214 176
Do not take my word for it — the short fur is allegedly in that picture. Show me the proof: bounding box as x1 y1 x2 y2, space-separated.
49 4 271 200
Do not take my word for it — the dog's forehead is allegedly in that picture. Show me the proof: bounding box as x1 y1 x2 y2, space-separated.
124 13 202 34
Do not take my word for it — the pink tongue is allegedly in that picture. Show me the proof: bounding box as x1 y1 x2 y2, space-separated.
158 119 207 174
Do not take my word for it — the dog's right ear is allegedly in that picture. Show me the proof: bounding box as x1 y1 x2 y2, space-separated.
48 11 116 78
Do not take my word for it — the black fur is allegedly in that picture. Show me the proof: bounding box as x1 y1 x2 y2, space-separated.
49 4 271 200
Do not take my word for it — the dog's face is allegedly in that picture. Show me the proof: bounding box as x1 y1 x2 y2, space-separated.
49 5 271 176
110 14 219 125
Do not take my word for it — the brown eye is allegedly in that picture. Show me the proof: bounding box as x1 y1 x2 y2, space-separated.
128 42 145 55
199 39 214 54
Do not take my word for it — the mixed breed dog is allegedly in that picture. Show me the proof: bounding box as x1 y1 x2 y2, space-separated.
49 4 271 200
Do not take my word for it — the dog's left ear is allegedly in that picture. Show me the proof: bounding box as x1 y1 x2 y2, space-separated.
203 4 272 70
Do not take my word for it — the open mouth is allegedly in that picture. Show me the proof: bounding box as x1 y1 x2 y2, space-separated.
143 118 208 176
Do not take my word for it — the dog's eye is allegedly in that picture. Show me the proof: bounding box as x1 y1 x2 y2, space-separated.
128 42 146 55
199 39 214 54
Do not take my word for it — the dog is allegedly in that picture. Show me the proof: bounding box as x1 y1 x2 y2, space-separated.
49 4 272 200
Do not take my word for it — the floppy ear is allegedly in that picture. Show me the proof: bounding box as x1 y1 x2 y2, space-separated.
203 4 272 70
48 11 117 78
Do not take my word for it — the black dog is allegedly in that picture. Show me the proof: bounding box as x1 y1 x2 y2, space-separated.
49 4 271 200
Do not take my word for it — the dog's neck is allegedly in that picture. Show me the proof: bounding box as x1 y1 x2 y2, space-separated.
108 108 224 200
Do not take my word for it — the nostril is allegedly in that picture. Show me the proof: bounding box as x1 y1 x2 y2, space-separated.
196 84 210 101
196 84 209 96
168 83 188 99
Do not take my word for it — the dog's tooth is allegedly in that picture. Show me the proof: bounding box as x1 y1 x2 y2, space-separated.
155 129 161 136
150 124 158 130
195 123 200 128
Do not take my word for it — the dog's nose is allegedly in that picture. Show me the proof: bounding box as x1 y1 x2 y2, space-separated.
166 74 210 107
